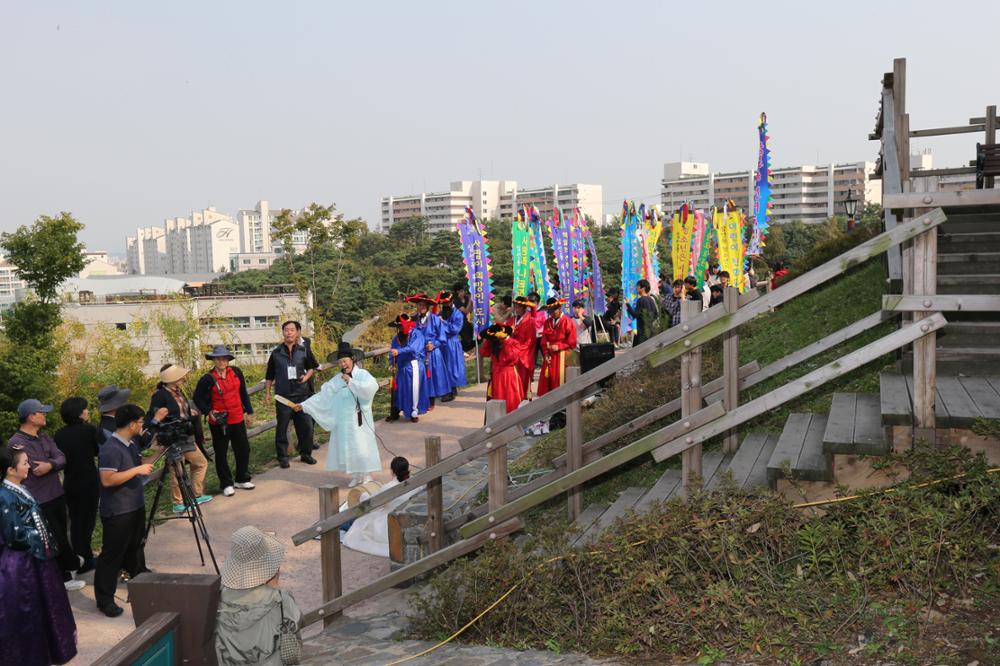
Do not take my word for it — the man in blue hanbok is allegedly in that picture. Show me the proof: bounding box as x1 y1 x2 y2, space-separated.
435 290 468 401
407 293 451 407
387 314 429 423
294 342 382 486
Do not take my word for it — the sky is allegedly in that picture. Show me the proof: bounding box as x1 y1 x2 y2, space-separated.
1 1 998 253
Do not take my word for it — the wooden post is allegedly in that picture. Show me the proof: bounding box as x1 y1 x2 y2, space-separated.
722 286 740 453
986 105 997 189
680 299 703 494
911 222 938 444
564 366 583 521
318 485 342 626
424 436 444 553
485 400 508 512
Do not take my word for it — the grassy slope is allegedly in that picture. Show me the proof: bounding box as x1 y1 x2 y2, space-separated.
514 258 893 529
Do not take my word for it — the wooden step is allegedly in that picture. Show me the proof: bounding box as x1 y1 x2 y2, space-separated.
937 321 1000 347
937 274 1000 295
937 252 1000 275
567 503 609 548
938 236 1000 254
939 212 1000 233
700 451 733 492
574 487 646 547
724 432 778 490
634 468 683 512
879 372 1000 428
767 413 833 486
823 393 890 456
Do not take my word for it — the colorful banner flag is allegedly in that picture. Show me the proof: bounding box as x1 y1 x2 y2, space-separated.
671 204 695 281
527 206 551 298
748 111 772 257
691 209 712 289
456 206 494 334
620 201 642 333
547 207 573 311
712 202 747 293
584 225 606 315
511 210 532 298
641 205 664 297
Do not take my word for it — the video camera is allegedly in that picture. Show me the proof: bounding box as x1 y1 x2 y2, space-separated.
150 415 196 453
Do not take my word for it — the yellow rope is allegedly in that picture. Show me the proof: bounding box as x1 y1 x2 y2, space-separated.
381 467 1000 665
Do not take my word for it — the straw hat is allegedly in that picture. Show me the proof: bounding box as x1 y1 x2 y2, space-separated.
221 526 285 590
159 364 190 384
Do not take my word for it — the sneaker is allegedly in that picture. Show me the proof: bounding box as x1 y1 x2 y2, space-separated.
99 603 124 618
195 495 213 505
234 481 255 490
222 486 235 497
172 504 187 513
65 579 86 591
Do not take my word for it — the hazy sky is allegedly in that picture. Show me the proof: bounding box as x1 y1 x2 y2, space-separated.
2 1 997 253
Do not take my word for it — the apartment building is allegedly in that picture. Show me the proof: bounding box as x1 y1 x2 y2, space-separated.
381 180 603 232
661 161 881 223
0 259 26 314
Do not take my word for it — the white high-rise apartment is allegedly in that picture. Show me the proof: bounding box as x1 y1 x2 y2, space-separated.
236 200 309 253
126 227 166 275
381 180 603 232
661 161 881 224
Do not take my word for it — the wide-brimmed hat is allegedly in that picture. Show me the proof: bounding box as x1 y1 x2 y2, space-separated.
435 290 453 304
159 364 190 384
97 385 132 414
392 313 416 335
404 292 437 305
221 526 285 590
512 296 535 310
541 297 568 311
205 345 235 361
327 341 357 364
482 324 513 341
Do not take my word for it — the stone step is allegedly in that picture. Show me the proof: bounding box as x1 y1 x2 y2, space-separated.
822 393 890 456
767 413 833 486
937 252 1000 275
574 487 646 548
723 432 778 490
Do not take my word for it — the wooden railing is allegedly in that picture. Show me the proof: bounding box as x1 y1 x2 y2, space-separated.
290 209 962 627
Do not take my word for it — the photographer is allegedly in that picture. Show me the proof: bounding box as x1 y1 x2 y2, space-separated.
147 364 212 513
95 403 155 618
194 346 255 499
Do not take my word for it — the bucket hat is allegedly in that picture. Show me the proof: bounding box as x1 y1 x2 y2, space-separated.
97 385 132 414
221 526 285 590
205 345 235 361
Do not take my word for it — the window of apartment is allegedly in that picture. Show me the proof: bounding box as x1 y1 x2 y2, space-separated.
258 259 268 264
253 315 279 328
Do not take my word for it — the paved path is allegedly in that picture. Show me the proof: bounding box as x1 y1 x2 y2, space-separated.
70 384 493 664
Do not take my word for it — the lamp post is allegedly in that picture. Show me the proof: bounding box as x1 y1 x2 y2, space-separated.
843 189 858 231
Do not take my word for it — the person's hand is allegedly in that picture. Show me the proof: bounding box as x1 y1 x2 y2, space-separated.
135 463 155 476
391 349 399 358
426 343 433 351
245 415 253 427
291 403 303 412
32 460 53 476
264 388 271 402
154 407 169 422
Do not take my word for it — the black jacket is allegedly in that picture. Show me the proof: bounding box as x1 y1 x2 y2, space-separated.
53 422 101 495
192 366 254 417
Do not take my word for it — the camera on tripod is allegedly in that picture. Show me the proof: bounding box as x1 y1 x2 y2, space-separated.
150 416 196 454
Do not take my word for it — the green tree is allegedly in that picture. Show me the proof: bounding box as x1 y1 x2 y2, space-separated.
0 212 87 433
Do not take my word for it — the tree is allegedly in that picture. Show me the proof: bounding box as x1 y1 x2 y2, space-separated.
0 212 87 433
1 212 86 303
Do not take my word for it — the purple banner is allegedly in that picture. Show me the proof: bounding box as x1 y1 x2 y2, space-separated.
457 207 493 334
547 208 573 310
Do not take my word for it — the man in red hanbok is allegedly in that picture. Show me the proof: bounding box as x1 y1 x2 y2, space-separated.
537 298 577 397
479 324 525 413
504 296 537 399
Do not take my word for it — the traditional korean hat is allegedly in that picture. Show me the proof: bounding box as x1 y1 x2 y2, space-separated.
404 292 437 305
326 341 358 364
512 296 535 309
540 297 568 311
221 526 285 590
481 324 513 340
393 313 416 335
435 290 453 304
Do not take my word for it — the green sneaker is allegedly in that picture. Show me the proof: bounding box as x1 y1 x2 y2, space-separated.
195 495 213 505
172 504 186 513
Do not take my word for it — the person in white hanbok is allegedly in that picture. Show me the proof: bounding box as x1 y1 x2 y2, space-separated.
294 342 381 485
341 456 421 557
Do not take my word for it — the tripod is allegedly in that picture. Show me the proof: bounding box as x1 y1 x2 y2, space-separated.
143 445 219 574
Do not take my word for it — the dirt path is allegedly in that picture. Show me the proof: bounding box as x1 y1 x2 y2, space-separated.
69 384 489 665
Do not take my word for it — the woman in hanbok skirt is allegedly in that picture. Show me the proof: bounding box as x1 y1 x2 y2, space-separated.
0 446 77 665
296 341 382 486
387 314 429 422
480 324 525 413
